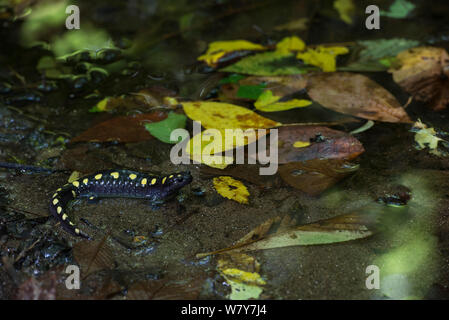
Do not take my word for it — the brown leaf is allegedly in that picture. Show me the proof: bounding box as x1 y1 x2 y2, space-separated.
389 46 449 111
73 236 115 279
306 72 412 122
197 212 376 257
279 159 359 196
276 125 364 164
70 112 167 143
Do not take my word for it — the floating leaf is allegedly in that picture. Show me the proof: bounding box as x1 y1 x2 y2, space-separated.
144 112 186 144
388 47 449 111
70 112 167 143
254 90 312 112
213 176 249 204
198 40 266 67
380 0 415 19
197 213 375 256
182 101 281 129
306 72 412 122
221 51 309 76
297 46 349 72
279 159 359 196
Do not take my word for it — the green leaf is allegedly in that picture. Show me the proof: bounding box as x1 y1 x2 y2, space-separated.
219 74 246 84
221 52 311 76
144 112 187 144
236 84 266 99
380 0 416 18
341 38 420 71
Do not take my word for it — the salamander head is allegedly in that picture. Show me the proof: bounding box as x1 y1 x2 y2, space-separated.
160 171 193 197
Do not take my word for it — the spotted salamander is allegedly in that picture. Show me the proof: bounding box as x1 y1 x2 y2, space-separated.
49 170 193 239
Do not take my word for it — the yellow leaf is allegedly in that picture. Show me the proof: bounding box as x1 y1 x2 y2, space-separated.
293 140 311 148
254 90 312 112
412 120 445 156
182 101 281 129
275 36 306 55
198 40 266 66
296 46 349 72
217 253 265 300
334 0 355 24
213 176 249 204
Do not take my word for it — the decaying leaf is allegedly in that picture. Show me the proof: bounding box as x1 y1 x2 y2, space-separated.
197 212 376 257
213 176 249 204
279 159 360 196
73 236 115 279
389 47 449 110
306 72 412 122
217 253 265 300
411 120 447 157
71 112 167 143
182 101 281 129
275 125 365 164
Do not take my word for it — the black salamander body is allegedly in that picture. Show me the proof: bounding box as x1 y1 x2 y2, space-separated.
49 170 193 239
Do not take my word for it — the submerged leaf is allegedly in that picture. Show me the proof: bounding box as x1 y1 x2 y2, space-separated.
279 159 359 196
380 0 415 18
213 176 249 204
334 0 355 24
197 213 376 256
73 236 115 278
306 72 412 122
70 112 167 143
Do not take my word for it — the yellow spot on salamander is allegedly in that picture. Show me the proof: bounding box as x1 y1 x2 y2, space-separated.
89 196 94 200
141 178 147 185
72 181 80 187
53 198 59 205
52 193 58 198
75 228 80 234
62 214 68 220
162 177 167 184
95 174 102 180
57 206 62 214
151 178 157 185
57 188 62 192
69 221 75 226
129 173 137 180
72 190 76 197
169 175 174 178
83 178 88 185
111 172 119 179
